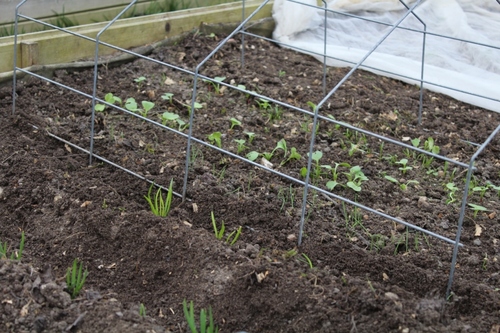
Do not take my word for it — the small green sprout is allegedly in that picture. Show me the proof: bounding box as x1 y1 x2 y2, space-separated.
245 132 256 144
210 212 241 245
161 111 179 125
187 101 203 115
225 226 242 246
420 137 440 168
183 300 218 333
229 118 242 130
482 253 488 270
0 231 25 260
161 92 174 104
472 185 489 200
411 138 421 148
66 258 88 299
125 97 138 112
211 211 225 240
139 303 146 317
325 163 350 191
134 76 146 87
234 139 247 154
306 101 317 111
94 104 106 112
140 101 155 117
144 180 174 217
246 151 259 161
344 166 368 192
298 253 314 269
278 139 288 156
105 92 122 105
265 105 283 123
396 158 412 174
208 132 222 148
161 112 188 131
445 182 459 204
281 147 301 166
95 92 122 112
468 203 488 219
384 175 418 191
278 70 286 78
487 182 500 197
300 150 323 180
256 98 271 110
204 76 226 95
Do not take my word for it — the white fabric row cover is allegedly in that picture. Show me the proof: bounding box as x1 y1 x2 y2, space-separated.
272 0 500 112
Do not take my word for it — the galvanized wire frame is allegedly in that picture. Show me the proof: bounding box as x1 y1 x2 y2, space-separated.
11 0 499 298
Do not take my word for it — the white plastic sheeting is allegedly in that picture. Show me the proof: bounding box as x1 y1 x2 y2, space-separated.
272 0 500 112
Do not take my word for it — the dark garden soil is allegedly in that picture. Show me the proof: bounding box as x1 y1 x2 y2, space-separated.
1 30 500 333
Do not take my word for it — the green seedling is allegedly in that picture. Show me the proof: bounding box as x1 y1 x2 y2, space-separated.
411 138 421 148
277 185 297 211
487 182 500 197
183 300 218 333
300 150 323 180
472 185 489 201
262 139 287 161
275 139 287 158
420 137 440 168
210 212 241 245
307 101 317 111
161 112 189 131
370 234 386 252
139 303 146 317
264 105 283 123
140 101 155 117
161 92 174 104
278 70 286 78
95 92 122 112
245 132 256 144
225 226 242 246
324 162 350 191
344 166 368 192
445 183 458 204
297 253 314 269
124 97 139 112
246 151 259 162
0 231 25 260
204 76 226 94
229 118 242 130
342 203 366 238
208 132 222 148
234 139 247 154
348 143 365 157
280 147 301 166
255 98 271 110
134 76 147 87
396 158 412 174
187 102 203 115
105 92 122 106
284 248 298 259
66 258 88 299
211 211 225 240
144 179 174 217
482 253 488 270
384 175 418 191
468 203 488 219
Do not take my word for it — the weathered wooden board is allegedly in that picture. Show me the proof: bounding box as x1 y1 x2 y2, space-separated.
0 0 237 24
0 0 273 76
1 0 238 37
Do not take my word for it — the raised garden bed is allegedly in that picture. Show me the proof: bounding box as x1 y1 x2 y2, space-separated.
1 6 500 333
